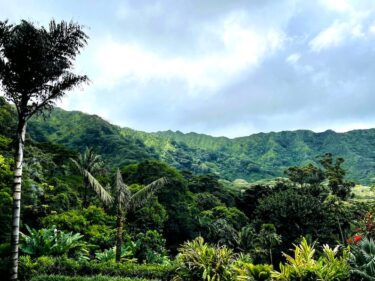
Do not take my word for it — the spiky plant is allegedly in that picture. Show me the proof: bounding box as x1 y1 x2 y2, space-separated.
349 238 375 280
233 262 272 281
175 237 235 281
272 238 349 281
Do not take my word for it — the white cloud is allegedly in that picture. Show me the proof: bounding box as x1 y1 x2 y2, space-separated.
93 12 285 95
369 21 375 33
312 120 375 133
286 53 301 64
319 0 352 13
309 20 364 52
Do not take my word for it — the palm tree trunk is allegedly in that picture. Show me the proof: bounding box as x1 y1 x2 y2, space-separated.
83 178 89 208
269 248 273 265
10 119 27 281
115 210 124 263
337 217 345 244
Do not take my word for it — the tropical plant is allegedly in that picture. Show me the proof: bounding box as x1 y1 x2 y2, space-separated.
19 255 176 281
236 225 257 254
349 237 375 280
257 224 281 265
19 225 88 259
201 218 239 248
0 19 88 280
272 237 350 281
70 147 112 207
134 230 169 264
232 262 272 281
112 169 167 262
325 195 347 243
318 153 355 199
175 236 235 281
95 243 137 263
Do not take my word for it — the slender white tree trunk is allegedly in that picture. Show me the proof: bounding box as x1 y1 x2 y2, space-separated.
10 119 26 281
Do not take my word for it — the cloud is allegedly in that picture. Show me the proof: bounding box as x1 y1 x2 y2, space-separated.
319 0 352 13
93 12 285 95
2 0 375 137
286 53 301 64
309 20 365 52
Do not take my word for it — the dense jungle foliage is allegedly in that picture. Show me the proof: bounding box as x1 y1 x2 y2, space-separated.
1 96 375 280
29 106 375 185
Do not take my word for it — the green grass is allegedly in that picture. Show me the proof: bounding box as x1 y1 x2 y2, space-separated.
351 185 375 202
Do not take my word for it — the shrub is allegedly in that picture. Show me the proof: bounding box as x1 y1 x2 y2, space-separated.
0 191 12 242
232 254 272 281
19 256 176 281
41 207 116 250
20 225 88 259
0 243 10 279
95 242 137 263
232 262 273 281
175 237 235 281
349 237 375 280
134 230 169 264
272 238 350 281
30 275 158 281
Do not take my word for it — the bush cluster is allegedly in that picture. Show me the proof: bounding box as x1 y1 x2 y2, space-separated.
19 256 176 281
30 275 158 281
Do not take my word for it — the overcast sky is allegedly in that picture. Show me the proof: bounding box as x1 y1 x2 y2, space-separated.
1 0 375 138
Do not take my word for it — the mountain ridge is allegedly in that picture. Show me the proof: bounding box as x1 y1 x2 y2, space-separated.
28 107 375 184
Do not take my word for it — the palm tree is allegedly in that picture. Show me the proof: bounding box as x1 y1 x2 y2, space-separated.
325 195 346 244
71 165 167 263
258 223 281 265
70 147 111 207
113 169 167 262
0 20 88 280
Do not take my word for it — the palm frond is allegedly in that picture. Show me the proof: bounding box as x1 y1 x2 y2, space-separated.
81 147 103 173
82 168 113 205
115 169 131 210
129 177 168 211
70 158 84 174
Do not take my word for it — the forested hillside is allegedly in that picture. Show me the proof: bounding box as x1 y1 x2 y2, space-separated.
29 107 375 184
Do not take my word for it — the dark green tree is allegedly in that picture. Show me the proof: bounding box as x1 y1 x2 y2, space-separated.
255 188 334 252
122 160 198 251
318 153 354 199
0 20 88 280
257 223 281 265
284 163 325 187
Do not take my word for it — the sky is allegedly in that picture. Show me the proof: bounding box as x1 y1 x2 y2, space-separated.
1 0 375 138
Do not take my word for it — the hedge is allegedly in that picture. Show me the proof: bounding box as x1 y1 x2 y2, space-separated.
19 256 176 281
30 274 158 281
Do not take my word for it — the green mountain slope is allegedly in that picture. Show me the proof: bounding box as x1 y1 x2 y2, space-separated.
29 107 375 184
29 108 159 166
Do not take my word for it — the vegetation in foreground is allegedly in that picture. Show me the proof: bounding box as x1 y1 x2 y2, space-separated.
1 92 375 279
